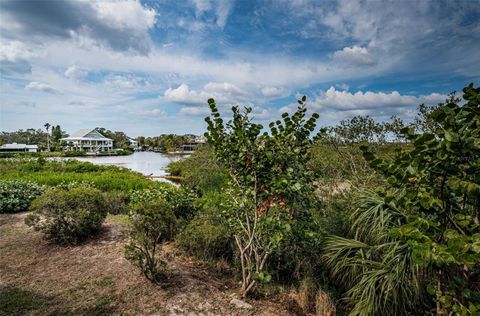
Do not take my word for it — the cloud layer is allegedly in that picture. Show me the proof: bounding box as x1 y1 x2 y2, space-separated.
0 0 156 54
0 0 478 136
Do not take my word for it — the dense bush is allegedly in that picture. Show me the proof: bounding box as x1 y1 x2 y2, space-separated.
177 192 233 261
359 84 480 314
25 187 108 244
103 191 130 215
115 148 134 156
322 84 480 315
54 180 96 190
167 145 228 194
178 218 232 260
125 198 177 282
63 150 86 157
130 184 197 222
0 181 44 213
63 161 100 173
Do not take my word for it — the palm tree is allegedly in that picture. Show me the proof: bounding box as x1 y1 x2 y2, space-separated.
322 189 425 316
44 123 51 152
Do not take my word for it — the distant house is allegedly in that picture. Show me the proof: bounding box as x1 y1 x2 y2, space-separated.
129 138 139 151
194 135 206 144
0 143 38 152
179 135 207 152
61 129 113 152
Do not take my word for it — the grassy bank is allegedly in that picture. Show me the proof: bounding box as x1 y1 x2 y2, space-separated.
0 158 153 192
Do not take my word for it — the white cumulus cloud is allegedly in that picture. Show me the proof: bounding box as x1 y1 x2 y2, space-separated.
260 86 287 98
65 65 87 80
25 81 56 93
311 86 447 111
332 46 376 66
164 82 248 106
93 1 156 31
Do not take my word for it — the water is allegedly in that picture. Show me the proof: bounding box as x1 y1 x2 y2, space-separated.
66 152 186 181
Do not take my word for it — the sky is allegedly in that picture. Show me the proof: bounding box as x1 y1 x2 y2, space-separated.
1 0 479 137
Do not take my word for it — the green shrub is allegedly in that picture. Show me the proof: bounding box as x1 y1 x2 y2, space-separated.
166 145 228 194
103 191 130 215
63 150 86 157
178 216 232 261
54 180 96 190
177 192 233 260
0 181 44 213
115 148 134 156
20 159 45 172
125 198 177 282
25 187 108 244
63 161 100 173
130 184 197 221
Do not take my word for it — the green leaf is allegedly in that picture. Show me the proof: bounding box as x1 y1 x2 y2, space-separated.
444 130 459 142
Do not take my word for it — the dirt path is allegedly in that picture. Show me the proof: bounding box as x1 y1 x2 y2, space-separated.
0 213 292 316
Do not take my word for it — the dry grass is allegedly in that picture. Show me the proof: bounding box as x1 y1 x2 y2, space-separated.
0 212 292 315
279 281 336 316
315 289 336 316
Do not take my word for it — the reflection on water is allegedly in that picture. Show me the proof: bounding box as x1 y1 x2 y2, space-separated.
65 152 186 181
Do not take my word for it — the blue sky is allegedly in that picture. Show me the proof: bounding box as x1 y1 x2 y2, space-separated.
1 0 479 137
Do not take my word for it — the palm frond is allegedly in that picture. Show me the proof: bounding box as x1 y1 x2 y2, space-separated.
323 189 423 316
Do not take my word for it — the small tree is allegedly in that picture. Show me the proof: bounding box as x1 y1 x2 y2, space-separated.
205 97 319 296
44 123 51 152
125 198 177 283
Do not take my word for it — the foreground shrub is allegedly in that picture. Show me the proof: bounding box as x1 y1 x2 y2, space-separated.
125 198 177 283
323 189 422 315
359 84 480 315
177 192 233 260
177 217 232 261
25 187 108 244
0 181 44 213
130 184 197 221
103 191 130 214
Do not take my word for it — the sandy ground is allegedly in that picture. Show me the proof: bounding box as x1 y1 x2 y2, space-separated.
0 213 293 316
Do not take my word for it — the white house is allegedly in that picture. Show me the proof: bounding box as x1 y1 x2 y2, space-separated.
0 143 38 152
61 129 113 152
129 138 139 151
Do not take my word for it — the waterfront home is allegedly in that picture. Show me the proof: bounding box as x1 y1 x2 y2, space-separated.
180 135 207 152
129 138 139 151
0 143 38 152
61 129 113 152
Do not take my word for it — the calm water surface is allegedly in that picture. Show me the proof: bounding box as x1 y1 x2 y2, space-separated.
69 152 186 179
